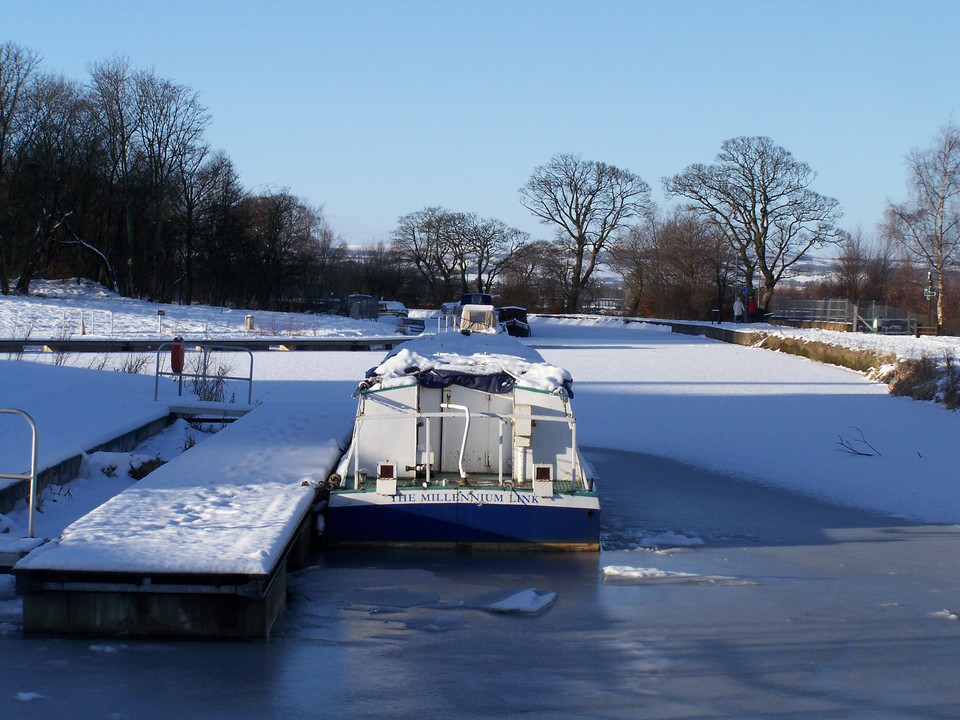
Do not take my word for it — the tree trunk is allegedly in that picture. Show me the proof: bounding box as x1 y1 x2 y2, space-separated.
936 273 945 335
0 235 9 294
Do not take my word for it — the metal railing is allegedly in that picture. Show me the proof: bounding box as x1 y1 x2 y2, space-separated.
0 409 39 538
344 407 587 493
154 342 254 404
768 298 917 334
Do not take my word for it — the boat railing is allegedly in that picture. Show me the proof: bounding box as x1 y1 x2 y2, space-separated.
348 407 587 493
439 403 470 480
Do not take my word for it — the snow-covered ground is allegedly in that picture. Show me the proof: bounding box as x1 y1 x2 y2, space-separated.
2 279 960 538
0 278 406 339
744 320 960 361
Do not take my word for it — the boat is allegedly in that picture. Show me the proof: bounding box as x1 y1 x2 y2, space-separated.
497 306 531 337
459 303 501 334
324 332 600 550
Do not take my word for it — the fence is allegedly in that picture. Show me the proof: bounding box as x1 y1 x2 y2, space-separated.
768 298 917 334
154 342 254 404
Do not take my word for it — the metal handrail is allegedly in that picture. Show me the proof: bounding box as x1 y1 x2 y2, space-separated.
154 342 254 404
440 403 471 479
0 408 39 538
349 409 582 491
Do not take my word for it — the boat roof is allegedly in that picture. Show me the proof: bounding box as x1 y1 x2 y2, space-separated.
363 332 573 397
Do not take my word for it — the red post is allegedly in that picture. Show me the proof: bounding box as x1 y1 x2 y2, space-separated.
171 336 185 374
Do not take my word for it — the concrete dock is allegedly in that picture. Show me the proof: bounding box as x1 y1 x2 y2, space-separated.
2 350 371 638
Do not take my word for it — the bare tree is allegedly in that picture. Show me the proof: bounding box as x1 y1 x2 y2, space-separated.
608 221 656 316
13 74 89 294
520 153 653 312
863 234 898 302
88 55 142 296
832 227 869 301
196 152 247 306
451 213 528 293
497 239 558 311
883 123 960 334
706 218 738 320
303 208 347 300
610 209 729 319
391 207 465 303
174 141 211 303
665 136 844 313
135 70 209 299
351 242 409 302
0 41 42 293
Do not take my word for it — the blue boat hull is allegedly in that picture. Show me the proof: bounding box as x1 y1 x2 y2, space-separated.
326 491 600 550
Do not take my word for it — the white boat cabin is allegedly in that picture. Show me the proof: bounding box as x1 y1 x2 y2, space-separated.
338 334 589 498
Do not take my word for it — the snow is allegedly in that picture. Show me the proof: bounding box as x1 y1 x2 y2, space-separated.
486 588 557 614
533 316 960 524
760 322 960 360
600 565 755 586
0 362 169 477
12 363 363 575
1 278 401 339
372 332 572 394
3 280 960 580
624 531 704 549
13 691 44 702
602 565 699 580
2 419 210 538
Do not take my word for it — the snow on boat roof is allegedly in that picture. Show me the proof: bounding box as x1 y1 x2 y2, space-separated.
369 332 574 396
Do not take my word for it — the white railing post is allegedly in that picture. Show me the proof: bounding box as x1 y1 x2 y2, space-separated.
425 417 432 486
0 409 39 538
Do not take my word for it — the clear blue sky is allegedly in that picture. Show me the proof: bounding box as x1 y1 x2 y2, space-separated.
3 0 958 245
